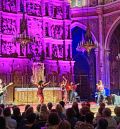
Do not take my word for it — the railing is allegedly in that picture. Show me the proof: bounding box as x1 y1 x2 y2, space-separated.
70 0 119 7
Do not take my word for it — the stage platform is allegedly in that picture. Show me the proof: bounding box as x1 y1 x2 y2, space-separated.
5 87 62 104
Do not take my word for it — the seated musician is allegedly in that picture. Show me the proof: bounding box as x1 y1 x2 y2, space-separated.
96 80 105 104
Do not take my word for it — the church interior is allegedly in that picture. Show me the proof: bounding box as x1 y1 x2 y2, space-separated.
0 0 120 105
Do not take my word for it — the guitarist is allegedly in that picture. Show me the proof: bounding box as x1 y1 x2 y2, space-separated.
0 79 4 104
0 79 13 104
70 82 79 102
67 82 78 102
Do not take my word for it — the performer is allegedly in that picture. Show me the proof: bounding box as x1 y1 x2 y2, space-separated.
70 82 79 102
60 76 68 103
61 76 79 103
34 80 50 104
66 81 75 103
0 79 4 104
0 79 13 104
96 80 105 104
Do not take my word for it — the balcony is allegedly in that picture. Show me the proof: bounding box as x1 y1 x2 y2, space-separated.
70 0 119 8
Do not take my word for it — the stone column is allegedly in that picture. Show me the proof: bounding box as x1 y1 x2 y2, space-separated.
0 0 2 11
63 4 66 60
0 11 2 56
49 42 52 59
104 49 110 94
95 49 99 83
96 7 105 83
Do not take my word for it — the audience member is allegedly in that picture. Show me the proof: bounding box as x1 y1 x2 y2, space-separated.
11 106 22 128
66 108 78 129
95 118 108 129
19 113 39 129
39 104 49 121
46 112 60 129
59 101 66 115
74 121 94 129
57 120 71 129
114 106 120 125
56 104 66 120
25 106 34 118
47 102 53 112
102 108 117 129
35 104 41 119
22 104 31 118
0 107 2 116
3 107 17 129
72 102 80 120
0 116 6 129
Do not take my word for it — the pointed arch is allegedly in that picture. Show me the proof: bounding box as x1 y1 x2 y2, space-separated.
71 22 98 45
105 16 120 50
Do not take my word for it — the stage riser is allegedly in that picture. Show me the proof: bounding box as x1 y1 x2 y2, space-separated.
14 88 62 104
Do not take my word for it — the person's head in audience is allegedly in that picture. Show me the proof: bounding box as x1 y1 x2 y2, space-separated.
24 104 31 112
13 107 21 117
81 102 86 107
57 120 71 129
74 121 94 129
25 106 34 118
97 118 108 129
72 102 79 111
98 107 104 116
26 113 36 124
39 104 49 121
12 105 17 110
99 102 105 109
3 107 11 117
85 112 94 124
114 106 120 117
36 104 41 112
51 109 57 112
0 116 6 129
80 106 90 116
48 112 60 126
0 104 5 110
66 108 75 120
102 108 111 117
86 102 90 109
0 107 2 116
81 102 90 108
47 102 53 111
56 104 63 113
40 104 48 112
116 123 120 129
59 101 65 108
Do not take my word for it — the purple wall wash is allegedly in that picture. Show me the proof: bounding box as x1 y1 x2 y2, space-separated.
0 58 32 87
0 0 73 87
